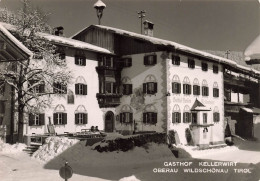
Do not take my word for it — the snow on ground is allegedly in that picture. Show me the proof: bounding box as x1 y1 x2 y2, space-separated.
0 139 26 154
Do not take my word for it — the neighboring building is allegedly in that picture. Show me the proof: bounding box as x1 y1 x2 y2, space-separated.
0 24 32 143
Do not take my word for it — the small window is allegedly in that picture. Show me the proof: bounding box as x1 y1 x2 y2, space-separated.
172 112 181 123
213 112 220 122
75 56 86 66
143 82 157 94
99 56 114 68
144 55 157 66
120 112 133 123
29 113 45 126
183 112 191 123
193 85 200 95
201 62 208 71
28 80 45 93
188 59 195 69
120 58 132 68
202 86 209 96
143 112 157 124
53 113 67 125
172 82 181 94
0 101 5 114
203 113 207 124
53 82 67 94
67 91 74 104
75 113 88 124
75 83 87 95
123 84 132 95
183 84 191 95
172 55 180 65
213 88 219 97
213 65 219 74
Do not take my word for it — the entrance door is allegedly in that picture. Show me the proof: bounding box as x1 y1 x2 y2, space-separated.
105 111 114 132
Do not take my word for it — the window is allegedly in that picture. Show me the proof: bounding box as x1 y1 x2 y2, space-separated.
192 113 197 124
75 83 87 95
0 101 5 114
105 82 118 94
143 112 157 124
144 55 157 66
75 113 88 124
201 62 208 71
123 84 132 95
172 104 181 123
203 113 207 124
28 80 45 93
183 105 191 123
202 80 208 96
29 113 45 126
67 90 74 104
143 82 157 94
188 58 195 69
172 55 180 65
213 65 219 74
172 75 181 94
75 56 86 66
53 82 67 94
53 113 67 125
99 56 114 68
120 58 132 68
0 81 5 95
193 85 200 95
213 112 220 122
120 112 133 123
183 77 191 95
213 82 219 97
224 88 231 101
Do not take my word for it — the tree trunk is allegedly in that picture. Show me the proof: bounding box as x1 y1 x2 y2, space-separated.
17 93 24 143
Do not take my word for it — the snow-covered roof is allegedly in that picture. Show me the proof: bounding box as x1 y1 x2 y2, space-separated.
244 34 260 61
0 22 111 55
93 0 106 8
84 25 260 77
39 33 111 54
191 99 211 111
0 24 32 57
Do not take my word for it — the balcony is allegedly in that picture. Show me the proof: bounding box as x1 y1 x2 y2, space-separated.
96 93 122 108
224 73 252 89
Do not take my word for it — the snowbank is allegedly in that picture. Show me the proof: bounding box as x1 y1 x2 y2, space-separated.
0 140 26 154
32 136 79 162
119 175 141 181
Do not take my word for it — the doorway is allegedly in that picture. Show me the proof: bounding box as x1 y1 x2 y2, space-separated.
105 111 114 132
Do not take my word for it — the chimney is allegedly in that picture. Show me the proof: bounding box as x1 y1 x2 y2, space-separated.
53 26 64 36
143 20 154 37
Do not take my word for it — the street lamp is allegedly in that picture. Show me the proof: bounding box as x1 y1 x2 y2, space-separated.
93 0 106 25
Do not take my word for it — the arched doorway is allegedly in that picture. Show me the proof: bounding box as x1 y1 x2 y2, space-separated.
105 111 114 132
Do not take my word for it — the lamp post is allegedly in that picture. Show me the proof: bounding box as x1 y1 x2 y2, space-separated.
93 0 106 25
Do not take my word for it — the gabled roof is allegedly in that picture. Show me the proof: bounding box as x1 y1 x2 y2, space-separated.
72 25 260 77
244 34 260 61
0 22 111 55
0 24 32 57
191 99 211 111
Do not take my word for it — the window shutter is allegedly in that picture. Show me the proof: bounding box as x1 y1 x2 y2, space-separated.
120 113 123 123
62 113 67 124
29 114 34 126
130 113 133 123
53 113 58 125
39 84 45 93
153 55 157 65
198 86 200 95
183 113 186 123
83 113 88 124
154 82 157 93
83 84 88 95
188 85 191 94
40 114 45 125
217 89 219 97
172 113 175 123
178 112 181 123
143 113 147 123
153 113 157 124
172 83 175 93
53 82 57 93
83 58 86 66
177 83 181 93
75 113 79 124
75 84 79 95
75 56 79 65
183 84 185 94
206 87 209 96
144 56 148 65
143 83 147 94
122 84 126 95
63 84 67 94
